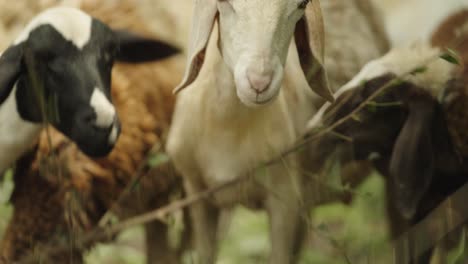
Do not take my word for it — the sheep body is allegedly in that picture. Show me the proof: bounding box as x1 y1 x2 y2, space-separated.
169 36 314 204
167 0 390 262
308 9 468 261
166 1 329 262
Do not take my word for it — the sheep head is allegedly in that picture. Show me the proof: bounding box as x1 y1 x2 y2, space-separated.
308 45 462 219
0 7 178 157
174 0 333 107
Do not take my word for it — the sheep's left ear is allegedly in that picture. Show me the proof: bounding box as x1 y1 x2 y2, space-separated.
0 44 23 104
294 0 334 102
114 30 179 63
389 97 435 219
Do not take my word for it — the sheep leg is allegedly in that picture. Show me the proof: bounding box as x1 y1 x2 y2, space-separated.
265 162 306 264
184 180 220 264
145 221 179 264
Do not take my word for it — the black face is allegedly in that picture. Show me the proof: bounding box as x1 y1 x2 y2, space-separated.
16 20 119 157
0 14 179 158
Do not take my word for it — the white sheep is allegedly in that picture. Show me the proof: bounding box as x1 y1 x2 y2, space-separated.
167 0 333 263
0 6 178 173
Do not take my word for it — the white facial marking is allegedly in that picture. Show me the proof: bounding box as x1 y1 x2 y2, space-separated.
14 7 92 49
90 88 116 128
108 123 119 145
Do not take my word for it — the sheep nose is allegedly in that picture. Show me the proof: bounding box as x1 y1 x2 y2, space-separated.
80 111 97 126
247 68 273 93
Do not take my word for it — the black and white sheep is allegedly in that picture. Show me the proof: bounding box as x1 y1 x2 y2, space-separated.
0 2 185 263
0 6 178 172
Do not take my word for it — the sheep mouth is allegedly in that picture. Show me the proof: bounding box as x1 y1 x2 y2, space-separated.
70 123 120 157
255 95 275 105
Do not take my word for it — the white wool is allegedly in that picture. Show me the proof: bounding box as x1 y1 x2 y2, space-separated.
308 43 456 129
0 87 41 173
379 44 456 97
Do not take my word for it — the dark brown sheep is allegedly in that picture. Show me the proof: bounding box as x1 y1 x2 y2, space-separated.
307 9 468 263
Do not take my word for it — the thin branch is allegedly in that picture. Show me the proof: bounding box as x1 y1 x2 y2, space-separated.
97 142 164 227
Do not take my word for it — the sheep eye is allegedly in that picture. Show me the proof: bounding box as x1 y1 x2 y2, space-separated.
298 0 310 9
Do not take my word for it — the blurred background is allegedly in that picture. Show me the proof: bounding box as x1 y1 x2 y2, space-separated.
0 0 468 263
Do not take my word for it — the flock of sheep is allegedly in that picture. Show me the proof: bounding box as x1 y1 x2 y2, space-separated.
0 0 467 263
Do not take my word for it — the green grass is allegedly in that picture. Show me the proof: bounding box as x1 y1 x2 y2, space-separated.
0 170 14 239
85 227 146 264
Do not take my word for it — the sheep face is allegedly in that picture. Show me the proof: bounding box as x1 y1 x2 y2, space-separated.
16 19 120 157
217 0 307 106
0 7 179 157
175 0 333 106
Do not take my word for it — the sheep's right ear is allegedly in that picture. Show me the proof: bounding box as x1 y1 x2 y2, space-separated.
389 97 435 219
294 0 334 102
0 44 23 104
173 0 218 94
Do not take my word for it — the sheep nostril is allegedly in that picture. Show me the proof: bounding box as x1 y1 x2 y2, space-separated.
80 111 96 126
247 68 273 93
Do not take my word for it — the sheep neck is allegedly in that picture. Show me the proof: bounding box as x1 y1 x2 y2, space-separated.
0 85 41 173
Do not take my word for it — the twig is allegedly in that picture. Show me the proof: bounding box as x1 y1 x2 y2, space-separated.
97 142 164 227
18 173 243 263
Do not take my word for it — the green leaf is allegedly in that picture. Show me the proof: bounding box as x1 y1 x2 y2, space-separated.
410 66 428 75
317 223 329 232
367 101 403 109
366 103 377 113
351 114 361 122
440 48 461 65
367 152 381 161
147 152 170 168
389 78 404 87
359 79 369 87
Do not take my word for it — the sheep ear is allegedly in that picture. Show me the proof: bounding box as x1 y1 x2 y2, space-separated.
173 0 218 94
389 98 435 219
0 44 23 104
295 0 334 102
114 30 179 63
